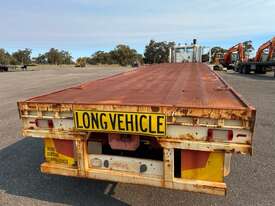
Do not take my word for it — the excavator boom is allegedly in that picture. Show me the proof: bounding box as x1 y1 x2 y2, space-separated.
223 43 245 66
255 37 275 62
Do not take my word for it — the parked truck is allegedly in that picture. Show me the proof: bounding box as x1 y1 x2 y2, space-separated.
169 39 208 63
17 63 256 195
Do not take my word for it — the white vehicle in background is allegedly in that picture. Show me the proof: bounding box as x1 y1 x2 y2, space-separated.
169 39 210 63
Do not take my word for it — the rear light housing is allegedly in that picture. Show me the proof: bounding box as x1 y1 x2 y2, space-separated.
35 119 54 129
207 129 233 142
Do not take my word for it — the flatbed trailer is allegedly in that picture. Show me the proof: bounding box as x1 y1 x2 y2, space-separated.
17 63 256 195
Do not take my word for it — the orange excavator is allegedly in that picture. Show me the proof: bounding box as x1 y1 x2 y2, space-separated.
220 42 251 71
239 37 275 75
223 43 246 69
223 38 275 76
255 37 275 62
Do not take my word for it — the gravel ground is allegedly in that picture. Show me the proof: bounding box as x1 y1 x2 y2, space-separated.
0 66 274 206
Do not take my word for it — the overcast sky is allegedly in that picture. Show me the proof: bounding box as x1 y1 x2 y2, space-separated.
0 0 274 58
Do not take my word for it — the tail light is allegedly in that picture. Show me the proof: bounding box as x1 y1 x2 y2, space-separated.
227 130 233 141
207 129 213 140
35 119 54 128
207 129 233 141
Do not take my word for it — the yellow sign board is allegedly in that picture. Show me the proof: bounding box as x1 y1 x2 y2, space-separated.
44 139 76 166
73 111 166 136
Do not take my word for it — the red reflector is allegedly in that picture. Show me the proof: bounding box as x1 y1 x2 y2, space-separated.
207 129 213 141
48 120 54 128
35 119 39 127
227 130 233 141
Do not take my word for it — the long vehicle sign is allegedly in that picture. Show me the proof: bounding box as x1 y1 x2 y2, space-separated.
73 111 166 136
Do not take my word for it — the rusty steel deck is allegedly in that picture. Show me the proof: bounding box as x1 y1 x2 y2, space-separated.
25 63 252 111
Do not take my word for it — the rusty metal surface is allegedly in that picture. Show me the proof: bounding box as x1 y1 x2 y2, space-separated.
40 162 226 196
25 63 250 110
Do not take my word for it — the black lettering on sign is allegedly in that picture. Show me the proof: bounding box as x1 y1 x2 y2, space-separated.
74 111 166 136
118 114 125 131
140 115 147 132
148 116 156 133
157 116 165 134
100 113 107 129
83 112 90 129
135 115 139 132
125 114 134 131
75 112 83 128
91 113 99 129
109 113 117 130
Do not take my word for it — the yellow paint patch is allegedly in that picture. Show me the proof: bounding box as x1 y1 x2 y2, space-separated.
44 139 76 166
182 151 224 182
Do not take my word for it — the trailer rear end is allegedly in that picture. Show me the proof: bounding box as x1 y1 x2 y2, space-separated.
17 63 256 195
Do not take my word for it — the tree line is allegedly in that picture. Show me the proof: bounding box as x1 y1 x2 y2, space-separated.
0 48 32 65
0 48 73 65
0 40 183 67
78 44 143 67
